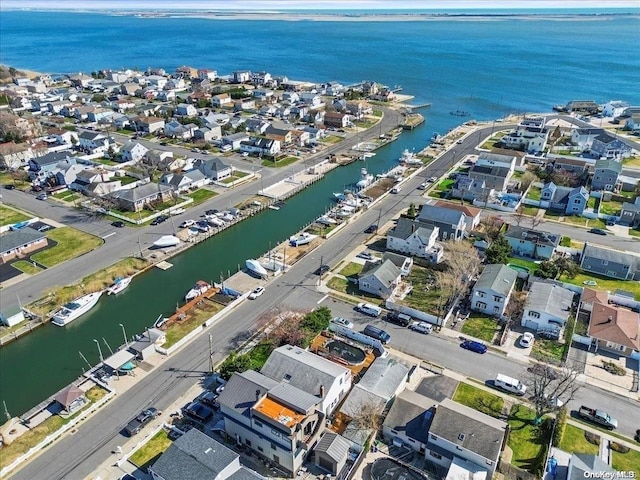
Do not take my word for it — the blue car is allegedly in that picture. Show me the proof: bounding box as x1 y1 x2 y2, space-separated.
460 340 488 354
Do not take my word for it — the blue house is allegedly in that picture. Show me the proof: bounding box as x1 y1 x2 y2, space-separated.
28 151 76 183
504 225 560 260
540 182 589 215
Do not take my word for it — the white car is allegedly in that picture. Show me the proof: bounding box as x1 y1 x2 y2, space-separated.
242 152 249 157
248 286 265 300
417 182 428 190
391 186 402 194
331 317 354 329
410 321 433 334
520 332 535 348
179 220 195 228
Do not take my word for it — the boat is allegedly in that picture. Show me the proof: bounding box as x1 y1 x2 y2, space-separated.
337 205 356 217
260 258 286 272
221 213 235 222
317 215 337 225
106 276 132 295
246 259 268 278
450 110 470 116
333 192 346 202
268 205 280 211
152 235 181 248
289 232 318 247
355 168 374 189
185 280 211 301
207 216 226 227
51 291 103 326
398 149 422 165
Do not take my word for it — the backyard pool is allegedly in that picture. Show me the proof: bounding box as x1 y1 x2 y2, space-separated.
325 339 366 365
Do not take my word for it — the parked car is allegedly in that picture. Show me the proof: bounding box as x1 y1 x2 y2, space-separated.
417 182 428 190
356 252 375 261
183 401 214 423
427 176 437 183
205 209 219 216
3 184 15 190
123 407 160 437
179 220 195 228
198 391 219 409
527 363 559 380
519 332 535 348
387 312 412 327
460 340 488 354
248 286 265 299
314 264 330 275
364 224 378 234
410 321 433 334
330 317 354 329
494 374 527 396
588 228 607 236
357 303 382 317
578 406 618 430
111 221 125 228
391 186 402 194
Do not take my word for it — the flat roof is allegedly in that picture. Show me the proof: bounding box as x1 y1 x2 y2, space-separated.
103 350 135 370
253 396 304 428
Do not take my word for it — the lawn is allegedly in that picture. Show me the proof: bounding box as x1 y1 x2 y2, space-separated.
186 188 217 205
85 385 108 403
452 382 504 418
559 424 599 456
52 191 80 202
129 429 172 470
507 404 550 474
630 228 640 238
93 158 120 166
461 314 500 342
163 300 225 348
587 196 597 209
599 200 623 216
31 227 103 268
326 277 380 302
322 135 343 144
354 118 378 129
428 179 455 199
119 175 138 185
520 206 539 217
531 338 565 363
262 156 299 168
401 265 452 315
527 186 542 201
111 208 155 221
0 415 66 469
339 262 364 278
560 271 640 300
507 257 539 273
12 260 44 275
622 155 640 168
480 132 506 150
0 172 31 190
612 448 640 476
544 212 606 229
0 205 30 226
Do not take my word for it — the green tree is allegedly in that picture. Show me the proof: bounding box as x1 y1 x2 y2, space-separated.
219 352 251 380
407 203 417 218
485 235 511 264
300 306 332 332
536 260 558 279
553 256 580 279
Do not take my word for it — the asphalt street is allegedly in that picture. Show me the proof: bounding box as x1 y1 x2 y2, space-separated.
11 124 639 480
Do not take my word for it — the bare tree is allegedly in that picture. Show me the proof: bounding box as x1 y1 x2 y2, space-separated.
504 291 527 326
265 310 308 347
525 362 581 422
513 209 526 227
529 214 544 229
483 216 503 241
348 400 384 433
519 171 538 192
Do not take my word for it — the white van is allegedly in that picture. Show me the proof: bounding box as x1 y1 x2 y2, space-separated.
357 302 382 317
495 374 527 396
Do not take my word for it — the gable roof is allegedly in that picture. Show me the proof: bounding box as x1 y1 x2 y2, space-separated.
217 370 279 417
526 282 574 319
568 454 615 480
594 158 622 173
382 389 434 445
315 432 351 463
111 182 172 203
360 259 401 288
469 164 511 178
434 201 481 218
354 355 412 400
588 302 639 350
78 131 105 141
260 345 350 399
0 227 46 254
417 205 466 226
504 225 560 247
474 264 518 297
32 150 73 166
580 287 609 305
581 243 640 270
388 217 436 242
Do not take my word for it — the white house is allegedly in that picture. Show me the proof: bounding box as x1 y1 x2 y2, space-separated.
386 217 443 263
120 141 149 162
212 93 232 107
602 100 629 118
521 282 574 335
160 170 207 193
471 264 518 317
175 103 197 117
78 131 112 155
239 138 281 157
195 157 233 181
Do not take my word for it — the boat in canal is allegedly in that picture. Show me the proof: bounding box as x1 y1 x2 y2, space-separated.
398 149 422 166
51 291 103 326
246 259 268 278
185 280 211 301
106 276 132 295
289 232 318 247
355 168 374 189
152 235 181 248
317 215 337 225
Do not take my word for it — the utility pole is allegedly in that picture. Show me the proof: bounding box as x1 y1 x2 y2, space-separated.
208 334 215 373
377 208 382 228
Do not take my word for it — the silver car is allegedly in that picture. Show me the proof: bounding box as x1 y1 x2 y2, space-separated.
331 317 354 329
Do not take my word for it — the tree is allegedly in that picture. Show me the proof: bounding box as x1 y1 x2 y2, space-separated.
348 400 384 433
485 235 511 264
553 256 579 280
513 209 526 227
525 363 580 422
504 291 527 325
519 171 538 192
536 260 558 279
219 352 252 380
300 306 331 332
483 216 503 241
407 203 417 218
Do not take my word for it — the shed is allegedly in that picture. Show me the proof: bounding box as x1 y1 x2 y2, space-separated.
103 349 135 372
129 328 164 360
314 431 351 475
54 385 86 413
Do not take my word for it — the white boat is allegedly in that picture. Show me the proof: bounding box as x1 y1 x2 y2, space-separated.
260 259 286 272
356 168 374 189
246 259 268 278
170 208 185 215
51 291 103 326
398 149 422 165
185 280 211 301
332 192 346 202
207 216 226 227
152 235 181 248
317 215 337 225
106 276 132 295
289 232 318 247
337 205 356 217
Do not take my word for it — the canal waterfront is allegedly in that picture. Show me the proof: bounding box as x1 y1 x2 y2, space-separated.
0 123 435 416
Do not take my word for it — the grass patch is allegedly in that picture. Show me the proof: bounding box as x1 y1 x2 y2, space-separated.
560 271 640 300
401 265 451 316
247 342 274 370
532 338 565 363
460 314 500 342
507 257 539 273
559 424 599 456
85 385 108 403
52 191 80 202
129 429 172 470
111 208 155 221
186 188 217 205
0 415 66 469
339 262 364 278
527 186 542 201
326 276 380 302
31 227 103 268
507 404 550 474
93 158 120 166
587 196 597 209
119 175 138 185
629 228 640 238
262 156 299 168
560 236 571 247
12 260 44 275
612 449 640 476
0 173 31 191
437 179 454 191
354 118 378 129
0 205 30 226
622 155 640 168
163 300 225 348
453 382 504 418
544 212 606 229
322 135 343 144
520 206 539 216
599 200 623 216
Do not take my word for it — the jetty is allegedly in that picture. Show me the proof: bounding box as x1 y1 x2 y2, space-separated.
401 113 425 130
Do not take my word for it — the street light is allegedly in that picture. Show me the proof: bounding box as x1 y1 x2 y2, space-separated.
119 323 128 347
93 339 104 362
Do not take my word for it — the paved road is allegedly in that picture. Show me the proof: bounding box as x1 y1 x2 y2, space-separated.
12 125 639 480
0 109 402 312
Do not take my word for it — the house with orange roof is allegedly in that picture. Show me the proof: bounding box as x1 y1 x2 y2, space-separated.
587 301 639 357
435 201 482 230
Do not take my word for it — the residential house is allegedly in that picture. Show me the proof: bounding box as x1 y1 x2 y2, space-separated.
74 105 96 121
590 133 630 159
48 128 78 147
52 161 86 187
240 138 281 157
313 432 352 477
134 116 165 134
299 93 322 107
434 202 481 230
567 454 616 480
193 126 221 142
386 217 443 262
145 75 167 89
382 252 414 277
565 100 599 114
233 70 251 83
110 182 173 212
620 199 640 228
416 205 467 241
0 227 48 264
221 132 250 151
290 130 311 147
244 118 270 134
195 157 233 181
624 114 640 133
547 156 590 175
212 93 232 107
468 164 512 191
602 101 629 118
504 225 560 260
71 168 116 193
78 131 112 155
521 282 575 334
120 141 148 162
580 243 640 281
264 125 293 146
500 116 549 153
120 82 140 96
234 99 256 111
587 301 639 357
28 151 76 182
164 120 196 140
144 149 174 168
571 128 605 150
175 103 197 117
87 108 113 124
323 112 349 128
160 170 207 193
358 259 402 299
217 369 324 476
425 399 508 477
471 264 518 317
253 89 274 102
196 68 217 81
0 111 41 139
476 152 516 171
0 142 34 169
382 389 433 453
260 344 352 416
540 182 589 215
302 126 326 141
149 428 265 480
251 71 272 85
451 176 489 202
591 159 622 191
68 73 93 88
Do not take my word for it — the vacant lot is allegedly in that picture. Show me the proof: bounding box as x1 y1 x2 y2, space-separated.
163 299 225 348
31 227 103 267
0 205 30 227
129 429 172 470
401 265 450 316
262 156 299 168
187 188 217 205
461 314 500 342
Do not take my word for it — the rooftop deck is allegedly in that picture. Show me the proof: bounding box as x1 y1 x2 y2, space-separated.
254 396 304 428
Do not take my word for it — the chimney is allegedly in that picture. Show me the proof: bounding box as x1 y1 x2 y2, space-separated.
319 385 325 398
255 389 261 401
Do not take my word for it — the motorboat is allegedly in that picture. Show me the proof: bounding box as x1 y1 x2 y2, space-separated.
317 215 337 225
289 232 318 247
220 213 235 222
332 192 346 202
185 280 211 301
355 168 374 189
246 259 268 278
398 149 422 165
337 205 356 217
51 291 103 326
260 258 286 272
152 235 181 248
106 276 132 295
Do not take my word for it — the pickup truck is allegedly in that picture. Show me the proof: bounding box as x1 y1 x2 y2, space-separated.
124 407 160 436
578 406 618 430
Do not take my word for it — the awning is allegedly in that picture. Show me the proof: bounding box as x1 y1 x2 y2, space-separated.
103 350 135 370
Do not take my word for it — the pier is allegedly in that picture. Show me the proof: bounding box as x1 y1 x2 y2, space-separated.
401 113 425 130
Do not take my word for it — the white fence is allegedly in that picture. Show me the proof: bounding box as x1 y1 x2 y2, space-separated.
116 422 167 468
108 196 194 225
327 323 386 356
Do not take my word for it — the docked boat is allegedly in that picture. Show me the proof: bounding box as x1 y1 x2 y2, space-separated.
185 280 211 301
246 259 268 278
450 110 470 116
337 205 356 217
317 215 337 225
51 291 103 326
106 276 132 295
289 232 318 247
220 213 235 222
398 149 422 166
152 235 181 248
206 216 226 227
355 168 374 189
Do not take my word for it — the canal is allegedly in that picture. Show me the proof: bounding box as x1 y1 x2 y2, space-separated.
0 120 450 416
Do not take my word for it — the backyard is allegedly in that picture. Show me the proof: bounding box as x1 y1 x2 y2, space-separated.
507 404 550 474
560 271 640 300
401 265 451 316
0 205 30 227
31 227 103 268
526 186 542 201
460 313 501 343
186 188 217 205
129 429 172 471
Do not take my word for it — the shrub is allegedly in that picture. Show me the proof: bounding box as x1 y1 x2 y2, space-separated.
610 442 630 453
601 361 626 376
552 407 568 447
585 431 601 446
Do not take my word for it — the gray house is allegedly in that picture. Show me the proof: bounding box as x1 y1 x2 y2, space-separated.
521 282 575 335
382 389 434 453
195 157 232 181
504 225 560 260
468 164 512 191
540 182 589 215
591 159 622 191
358 259 402 299
620 199 640 227
590 133 630 159
580 243 640 280
417 205 467 241
110 182 174 212
471 264 518 317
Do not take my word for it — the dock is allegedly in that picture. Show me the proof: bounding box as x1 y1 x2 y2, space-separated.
401 113 425 130
155 261 173 270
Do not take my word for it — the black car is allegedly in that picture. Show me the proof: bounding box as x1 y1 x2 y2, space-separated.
205 209 219 216
3 184 15 190
588 228 607 236
364 224 378 234
157 214 169 223
150 217 161 226
111 221 125 228
314 264 330 275
123 407 160 437
183 401 214 423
